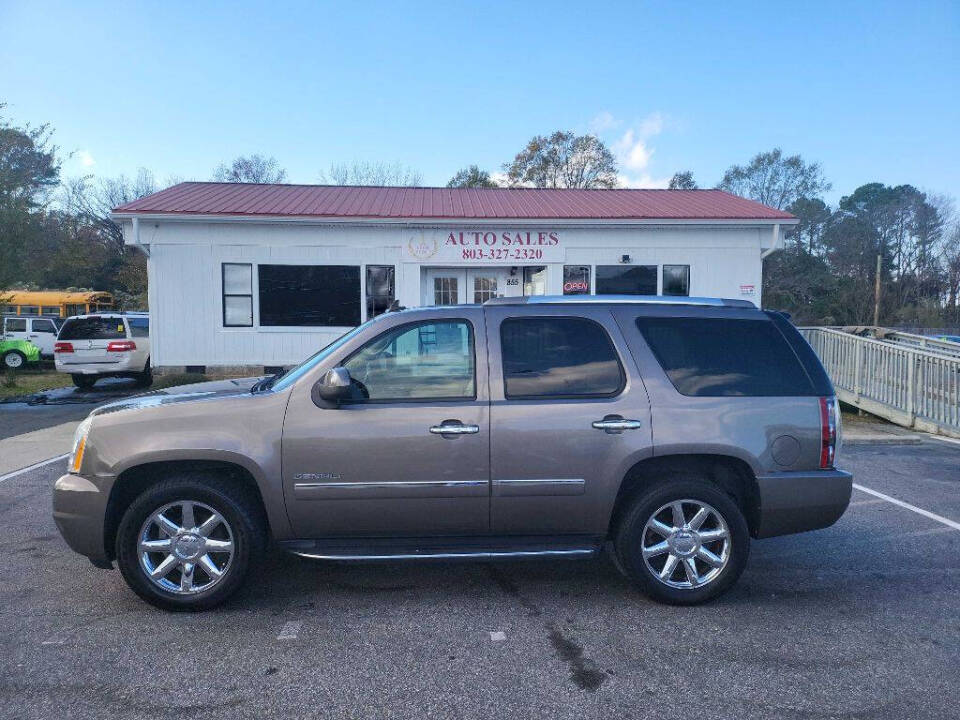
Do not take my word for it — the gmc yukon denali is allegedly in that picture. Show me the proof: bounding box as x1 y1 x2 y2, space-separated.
53 296 852 610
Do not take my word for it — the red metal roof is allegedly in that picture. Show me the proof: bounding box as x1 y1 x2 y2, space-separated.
113 183 795 221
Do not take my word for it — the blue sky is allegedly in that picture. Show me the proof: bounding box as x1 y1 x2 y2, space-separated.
2 0 957 204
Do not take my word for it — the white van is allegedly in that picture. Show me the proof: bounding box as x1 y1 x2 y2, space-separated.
54 313 151 388
2 315 63 357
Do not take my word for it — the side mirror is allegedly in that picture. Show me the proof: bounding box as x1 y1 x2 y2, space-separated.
314 366 352 405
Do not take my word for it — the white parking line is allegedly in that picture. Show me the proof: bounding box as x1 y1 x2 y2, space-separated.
277 621 302 640
853 483 960 531
489 631 506 642
926 434 960 447
0 454 69 484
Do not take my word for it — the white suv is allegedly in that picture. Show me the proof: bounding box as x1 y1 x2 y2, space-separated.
54 313 151 389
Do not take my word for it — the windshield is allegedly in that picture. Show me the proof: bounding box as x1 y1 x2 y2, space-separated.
268 319 376 392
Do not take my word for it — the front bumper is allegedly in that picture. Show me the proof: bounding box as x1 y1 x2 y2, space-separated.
754 469 853 539
52 473 112 568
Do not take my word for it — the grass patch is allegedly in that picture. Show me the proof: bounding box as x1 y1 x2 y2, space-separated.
150 373 215 391
0 368 74 399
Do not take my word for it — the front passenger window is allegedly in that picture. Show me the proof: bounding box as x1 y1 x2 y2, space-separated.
343 320 475 401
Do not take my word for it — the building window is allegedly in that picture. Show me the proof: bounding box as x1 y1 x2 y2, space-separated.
222 263 253 327
662 265 690 296
366 265 396 318
562 265 591 295
434 277 459 305
500 317 625 399
523 266 547 296
596 265 657 295
258 264 360 327
473 276 498 303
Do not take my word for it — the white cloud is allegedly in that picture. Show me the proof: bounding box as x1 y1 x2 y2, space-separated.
76 150 95 168
588 111 618 133
597 112 672 187
614 129 653 171
616 172 671 189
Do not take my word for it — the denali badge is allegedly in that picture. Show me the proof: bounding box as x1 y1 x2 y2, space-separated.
294 472 341 481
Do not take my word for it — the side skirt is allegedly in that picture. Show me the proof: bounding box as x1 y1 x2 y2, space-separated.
278 535 604 562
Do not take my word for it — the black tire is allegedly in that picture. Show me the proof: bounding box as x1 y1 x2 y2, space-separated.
134 360 153 387
115 475 265 611
614 476 750 605
2 350 27 369
71 374 97 389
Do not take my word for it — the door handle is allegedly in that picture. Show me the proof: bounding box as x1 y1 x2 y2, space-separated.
429 421 480 436
592 416 642 433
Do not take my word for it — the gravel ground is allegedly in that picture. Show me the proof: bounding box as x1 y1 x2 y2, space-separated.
0 441 957 719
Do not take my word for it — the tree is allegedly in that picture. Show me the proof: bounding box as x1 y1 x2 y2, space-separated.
786 197 831 254
213 154 287 183
504 131 618 189
0 105 61 290
718 148 830 210
447 165 498 188
320 161 421 186
668 171 697 190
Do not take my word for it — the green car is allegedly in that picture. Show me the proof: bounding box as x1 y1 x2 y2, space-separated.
1 338 41 369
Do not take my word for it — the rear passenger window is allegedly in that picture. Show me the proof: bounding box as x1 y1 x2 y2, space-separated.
501 317 624 399
635 317 815 397
128 318 149 338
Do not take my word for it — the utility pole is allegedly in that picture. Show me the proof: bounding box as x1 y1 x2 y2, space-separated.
873 254 882 327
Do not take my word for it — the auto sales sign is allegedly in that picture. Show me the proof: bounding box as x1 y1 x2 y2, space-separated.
401 230 567 264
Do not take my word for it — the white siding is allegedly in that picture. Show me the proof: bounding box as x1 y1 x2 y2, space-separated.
130 220 772 368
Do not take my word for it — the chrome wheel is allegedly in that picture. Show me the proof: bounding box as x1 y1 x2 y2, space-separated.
641 499 731 589
138 500 234 595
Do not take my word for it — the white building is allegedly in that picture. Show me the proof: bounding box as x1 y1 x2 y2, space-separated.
112 183 796 372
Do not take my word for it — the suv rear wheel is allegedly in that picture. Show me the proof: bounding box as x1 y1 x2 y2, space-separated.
115 476 263 611
614 477 749 605
71 374 97 389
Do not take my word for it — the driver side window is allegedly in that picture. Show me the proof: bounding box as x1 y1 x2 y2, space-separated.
343 320 475 402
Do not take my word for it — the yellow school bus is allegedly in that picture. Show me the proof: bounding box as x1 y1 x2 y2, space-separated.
0 290 115 318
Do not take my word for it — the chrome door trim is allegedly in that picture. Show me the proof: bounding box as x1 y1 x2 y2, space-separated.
493 478 586 497
429 424 480 435
292 548 596 561
591 419 642 431
292 479 488 501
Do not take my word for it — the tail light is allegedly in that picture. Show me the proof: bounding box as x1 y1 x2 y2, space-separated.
819 396 838 469
107 340 137 352
54 342 73 353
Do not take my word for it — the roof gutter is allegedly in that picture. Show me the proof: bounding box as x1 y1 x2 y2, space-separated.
761 223 782 259
130 216 150 257
111 212 798 229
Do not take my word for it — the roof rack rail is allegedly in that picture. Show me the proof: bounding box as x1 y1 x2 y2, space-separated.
483 295 756 308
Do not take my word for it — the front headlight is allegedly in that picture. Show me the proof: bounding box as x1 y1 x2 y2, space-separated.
69 416 93 474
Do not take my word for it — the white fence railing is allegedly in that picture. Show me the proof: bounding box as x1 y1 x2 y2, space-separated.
800 327 960 439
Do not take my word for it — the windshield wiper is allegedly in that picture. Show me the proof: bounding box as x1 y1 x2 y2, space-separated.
250 374 281 393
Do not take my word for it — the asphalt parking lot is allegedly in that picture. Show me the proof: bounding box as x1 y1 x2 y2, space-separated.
0 440 957 719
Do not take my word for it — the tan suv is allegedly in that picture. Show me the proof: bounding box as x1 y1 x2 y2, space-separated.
53 297 852 610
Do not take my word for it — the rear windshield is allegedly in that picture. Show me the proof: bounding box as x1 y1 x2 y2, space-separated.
58 317 127 340
635 316 815 397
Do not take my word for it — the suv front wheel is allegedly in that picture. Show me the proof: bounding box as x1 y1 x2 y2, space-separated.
614 477 750 605
115 476 263 611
